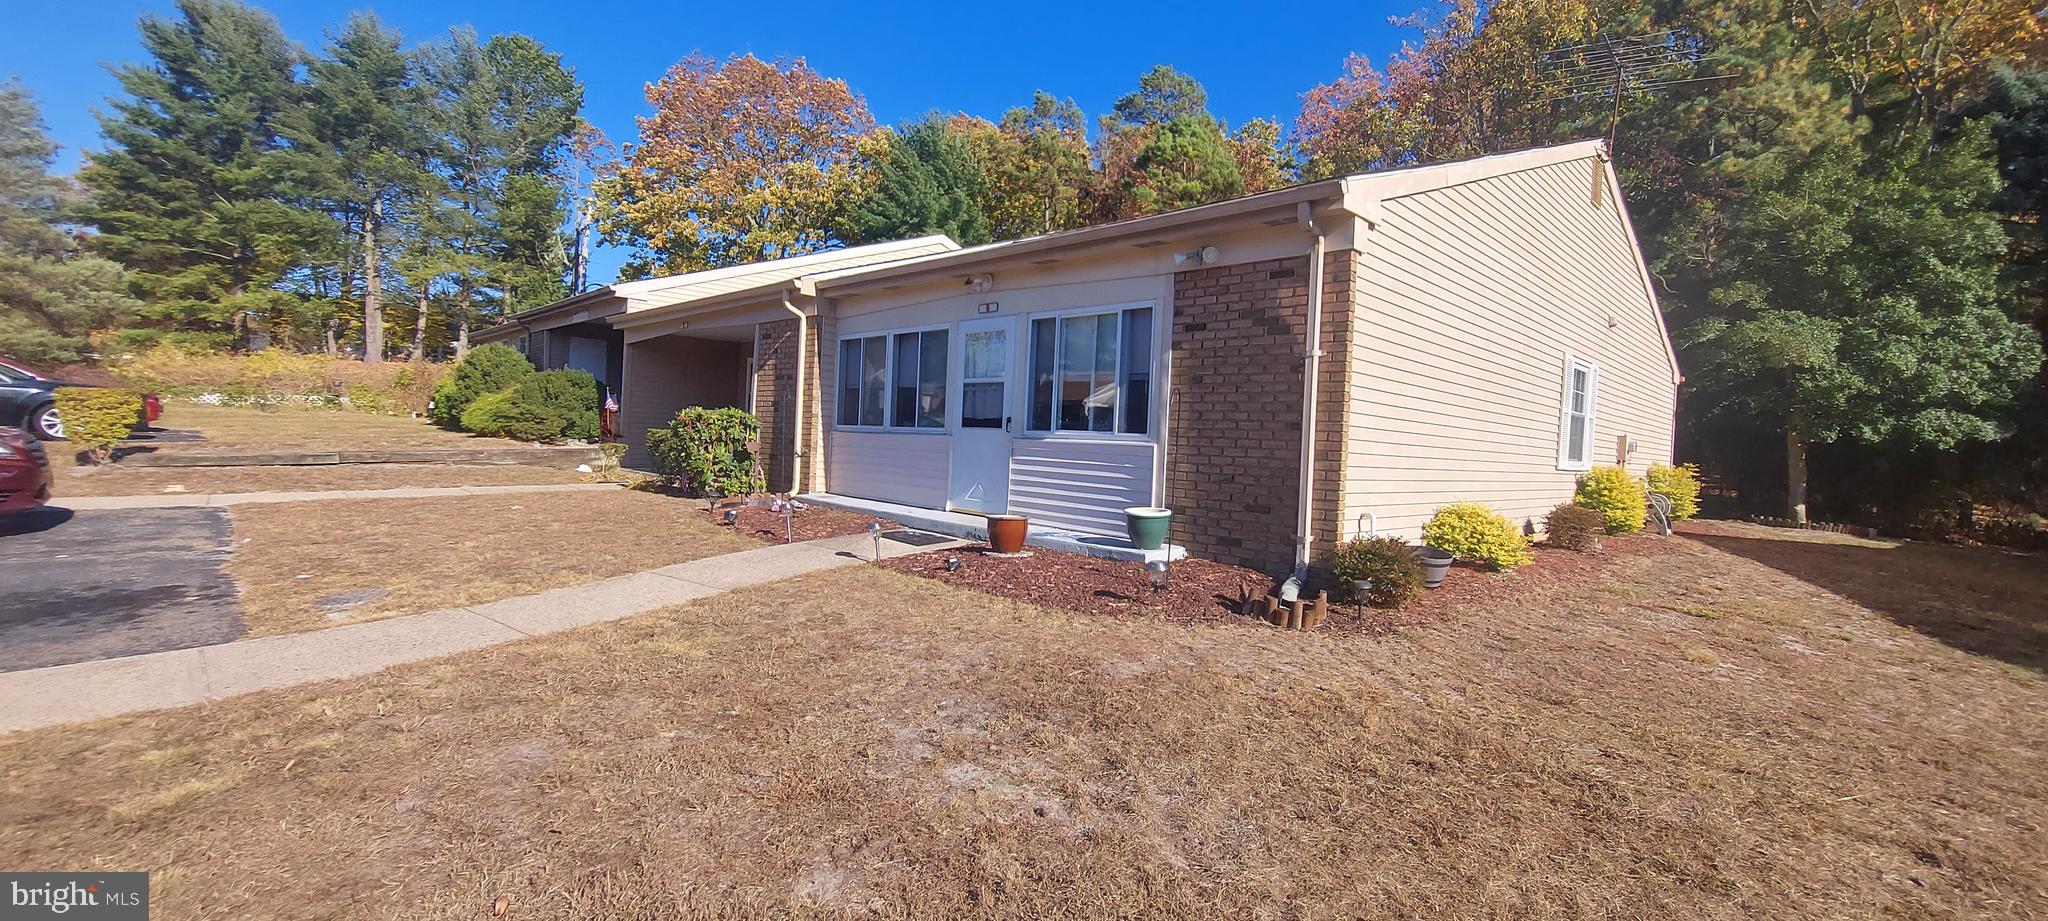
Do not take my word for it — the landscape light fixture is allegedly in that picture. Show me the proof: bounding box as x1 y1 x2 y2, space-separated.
722 507 740 527
945 555 962 573
1352 579 1372 621
1146 559 1170 594
868 521 884 561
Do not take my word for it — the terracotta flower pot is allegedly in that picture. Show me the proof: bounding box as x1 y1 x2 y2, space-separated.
987 514 1029 554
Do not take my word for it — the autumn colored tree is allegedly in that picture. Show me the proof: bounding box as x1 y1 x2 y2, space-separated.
1090 66 1246 221
1228 118 1293 193
599 53 874 275
984 92 1091 238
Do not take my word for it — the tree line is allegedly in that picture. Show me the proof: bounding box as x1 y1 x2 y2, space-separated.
2 0 589 365
1 0 2043 525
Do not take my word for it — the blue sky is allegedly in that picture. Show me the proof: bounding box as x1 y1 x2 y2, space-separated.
6 0 1415 283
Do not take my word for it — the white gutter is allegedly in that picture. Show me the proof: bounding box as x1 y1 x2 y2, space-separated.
780 293 809 496
1289 201 1329 584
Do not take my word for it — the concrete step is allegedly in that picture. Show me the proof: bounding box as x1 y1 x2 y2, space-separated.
797 492 1184 564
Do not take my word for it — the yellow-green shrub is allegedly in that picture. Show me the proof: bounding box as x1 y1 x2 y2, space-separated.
1647 462 1702 519
1422 501 1532 569
1575 465 1648 534
54 387 140 463
109 344 448 414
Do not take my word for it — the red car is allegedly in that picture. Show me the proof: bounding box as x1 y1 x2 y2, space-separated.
0 426 51 515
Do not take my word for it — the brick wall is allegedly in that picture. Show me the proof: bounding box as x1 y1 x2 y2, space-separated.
753 317 822 494
620 335 747 469
1164 251 1355 574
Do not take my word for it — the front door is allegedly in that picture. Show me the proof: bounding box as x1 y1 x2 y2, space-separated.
948 316 1015 514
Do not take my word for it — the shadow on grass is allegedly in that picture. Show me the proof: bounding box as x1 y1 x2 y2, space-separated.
1684 523 2048 672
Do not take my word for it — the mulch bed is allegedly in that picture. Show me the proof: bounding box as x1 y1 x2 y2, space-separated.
881 532 1686 634
724 505 899 545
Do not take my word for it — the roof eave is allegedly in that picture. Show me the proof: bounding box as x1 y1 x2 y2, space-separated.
811 178 1350 295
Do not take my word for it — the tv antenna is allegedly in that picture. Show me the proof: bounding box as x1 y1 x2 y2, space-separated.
1538 29 1730 141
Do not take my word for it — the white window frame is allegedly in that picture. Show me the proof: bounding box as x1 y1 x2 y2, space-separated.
1556 353 1599 471
1022 301 1158 442
833 324 951 434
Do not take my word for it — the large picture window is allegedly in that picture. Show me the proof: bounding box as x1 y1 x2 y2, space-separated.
1027 305 1153 436
838 329 947 429
1556 354 1599 470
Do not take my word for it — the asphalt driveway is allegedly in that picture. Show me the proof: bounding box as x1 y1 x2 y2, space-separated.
0 506 245 671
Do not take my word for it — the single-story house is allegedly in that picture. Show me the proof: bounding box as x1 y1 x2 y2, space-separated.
471 235 960 410
484 139 1679 575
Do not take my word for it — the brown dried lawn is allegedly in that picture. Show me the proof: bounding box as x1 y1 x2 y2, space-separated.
51 461 587 497
2 523 2045 919
144 402 494 452
228 489 755 635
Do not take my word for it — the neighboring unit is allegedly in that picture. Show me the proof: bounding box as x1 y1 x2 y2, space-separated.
482 139 1679 575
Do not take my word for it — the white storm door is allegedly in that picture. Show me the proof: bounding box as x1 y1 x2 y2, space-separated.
948 316 1016 514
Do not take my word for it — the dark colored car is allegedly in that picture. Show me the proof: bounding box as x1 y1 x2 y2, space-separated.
0 358 160 441
0 425 51 516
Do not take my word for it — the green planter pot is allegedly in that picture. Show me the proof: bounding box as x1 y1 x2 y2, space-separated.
1124 506 1173 551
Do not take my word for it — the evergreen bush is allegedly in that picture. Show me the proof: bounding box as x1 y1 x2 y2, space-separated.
53 386 141 463
431 344 533 426
1543 503 1606 551
645 407 763 496
1422 501 1532 569
1574 465 1649 534
1330 536 1426 608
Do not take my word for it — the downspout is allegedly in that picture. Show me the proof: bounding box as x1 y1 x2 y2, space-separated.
780 292 808 496
1281 201 1328 601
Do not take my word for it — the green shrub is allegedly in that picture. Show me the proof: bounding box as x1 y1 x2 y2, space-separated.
1647 462 1702 520
53 387 140 463
458 389 518 435
1422 501 1532 569
345 383 385 414
1574 465 1648 534
1330 536 1426 608
109 344 447 414
645 406 763 496
431 344 533 426
459 369 599 443
1543 503 1606 551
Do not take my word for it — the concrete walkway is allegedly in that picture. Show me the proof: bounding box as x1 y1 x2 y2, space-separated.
58 482 621 510
0 530 957 734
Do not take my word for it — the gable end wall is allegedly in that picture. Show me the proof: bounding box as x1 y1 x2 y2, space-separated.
1343 157 1678 540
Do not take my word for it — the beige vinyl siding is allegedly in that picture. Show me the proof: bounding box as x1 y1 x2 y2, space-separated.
825 430 948 508
1342 156 1677 539
1008 439 1156 535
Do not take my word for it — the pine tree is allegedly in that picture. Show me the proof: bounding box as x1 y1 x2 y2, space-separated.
0 82 139 363
292 11 422 363
415 28 581 348
1123 116 1245 215
80 0 322 344
1680 130 2042 520
846 116 991 246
